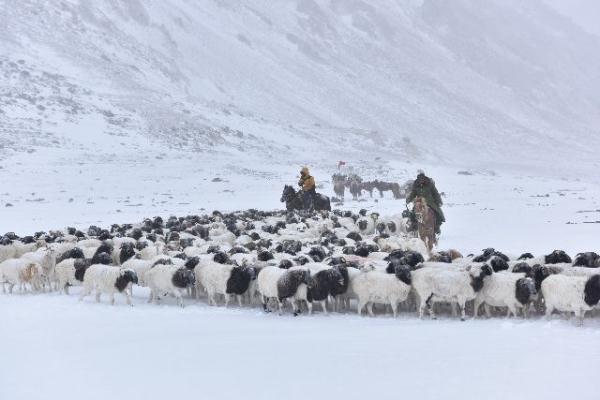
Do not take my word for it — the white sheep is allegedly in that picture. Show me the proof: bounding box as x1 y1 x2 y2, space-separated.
473 271 537 318
541 274 600 324
137 243 164 260
0 244 17 262
0 258 43 293
78 265 138 305
351 265 412 317
121 259 154 287
21 247 57 291
375 214 407 236
257 266 311 314
0 241 41 262
356 215 376 235
335 266 361 311
55 258 89 294
197 261 256 306
76 239 102 249
412 263 494 320
145 264 195 307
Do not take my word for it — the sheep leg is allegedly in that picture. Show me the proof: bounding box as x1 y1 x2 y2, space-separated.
357 300 366 316
9 283 15 294
177 293 184 308
484 303 492 318
507 305 517 318
367 302 374 317
291 300 300 316
110 293 115 306
545 304 554 320
78 287 90 302
321 300 327 315
451 303 458 318
459 301 467 321
124 290 133 306
473 299 482 318
425 294 436 319
390 301 398 318
224 294 230 308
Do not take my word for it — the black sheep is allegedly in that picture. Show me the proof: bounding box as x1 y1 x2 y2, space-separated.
119 242 136 264
226 266 257 297
573 252 600 268
213 251 230 264
473 248 509 262
294 256 310 265
57 247 85 263
91 243 114 264
511 262 533 275
307 268 345 308
489 256 509 272
346 232 363 242
277 269 311 305
257 250 274 262
229 246 249 255
281 240 302 255
544 250 572 264
278 259 294 269
354 243 378 258
74 259 92 282
518 252 534 260
184 257 200 270
308 246 327 262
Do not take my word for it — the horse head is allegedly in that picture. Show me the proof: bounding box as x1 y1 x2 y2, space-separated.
281 185 295 203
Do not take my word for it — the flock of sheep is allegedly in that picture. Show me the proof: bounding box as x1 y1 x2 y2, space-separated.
1 209 599 324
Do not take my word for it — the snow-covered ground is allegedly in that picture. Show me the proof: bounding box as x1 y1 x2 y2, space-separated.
2 288 599 400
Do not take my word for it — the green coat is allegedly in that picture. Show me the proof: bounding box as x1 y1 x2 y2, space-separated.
406 178 445 223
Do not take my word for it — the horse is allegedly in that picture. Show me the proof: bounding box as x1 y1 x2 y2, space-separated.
375 181 402 199
413 196 437 251
280 185 331 212
361 181 376 198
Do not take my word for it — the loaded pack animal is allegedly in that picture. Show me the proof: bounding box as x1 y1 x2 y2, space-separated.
332 174 347 201
348 177 362 200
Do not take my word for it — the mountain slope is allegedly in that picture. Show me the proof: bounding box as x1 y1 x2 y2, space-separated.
2 0 600 175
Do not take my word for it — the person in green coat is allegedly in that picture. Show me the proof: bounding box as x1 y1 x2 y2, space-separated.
406 171 445 234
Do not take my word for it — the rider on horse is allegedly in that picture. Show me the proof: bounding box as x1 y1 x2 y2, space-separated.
298 167 316 211
406 171 445 234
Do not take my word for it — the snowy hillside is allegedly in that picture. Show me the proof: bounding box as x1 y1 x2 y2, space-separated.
2 0 600 175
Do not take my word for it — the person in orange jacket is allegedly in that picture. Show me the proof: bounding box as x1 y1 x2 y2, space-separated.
298 167 316 210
